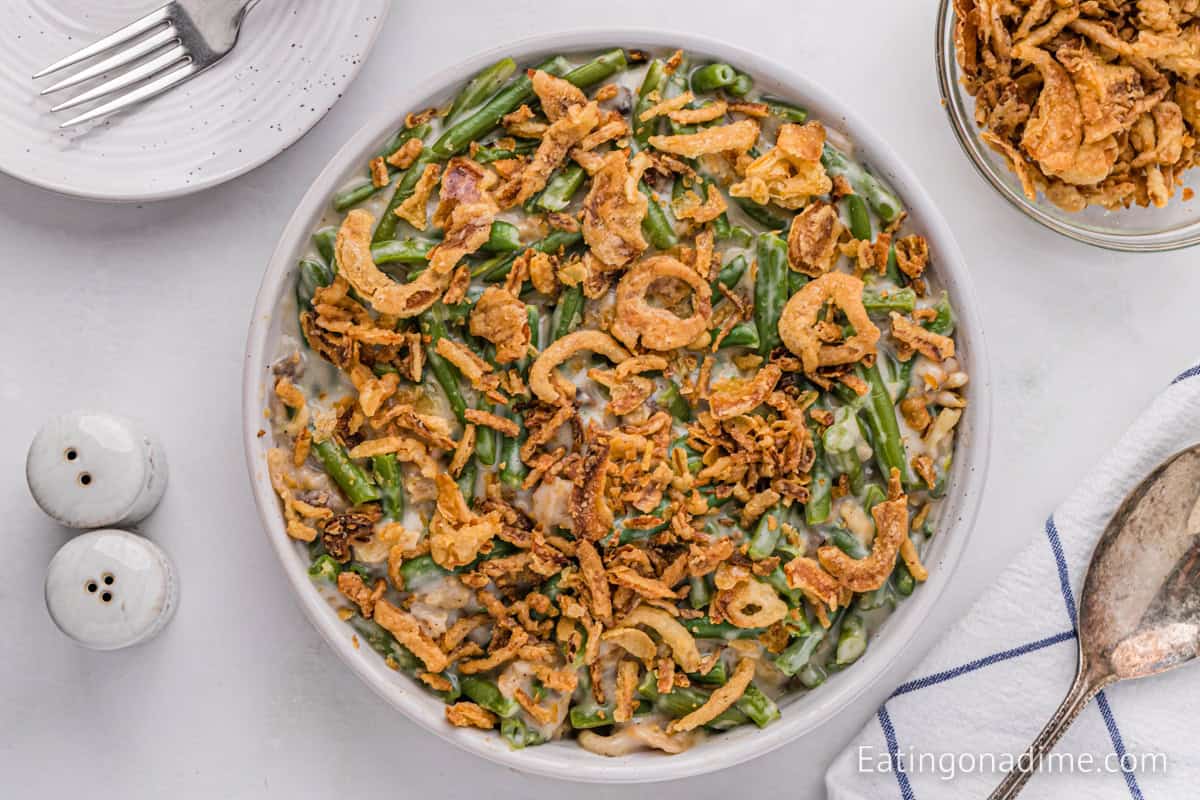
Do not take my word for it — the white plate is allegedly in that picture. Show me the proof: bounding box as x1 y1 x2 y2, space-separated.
0 0 389 201
243 29 993 783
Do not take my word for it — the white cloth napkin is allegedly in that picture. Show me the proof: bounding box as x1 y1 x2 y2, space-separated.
825 363 1200 799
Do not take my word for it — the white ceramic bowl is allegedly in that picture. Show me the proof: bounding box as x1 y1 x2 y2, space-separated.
242 29 993 783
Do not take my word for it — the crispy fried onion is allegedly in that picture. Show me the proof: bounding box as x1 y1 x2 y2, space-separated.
517 73 601 204
779 272 879 374
579 149 650 266
468 286 531 364
730 121 832 209
818 469 908 592
428 158 500 275
428 473 502 569
783 556 842 616
708 364 782 419
445 702 498 729
619 605 701 672
611 255 713 351
334 209 449 317
787 200 844 277
601 627 658 663
529 330 630 404
374 598 449 672
266 448 330 542
578 724 696 756
716 575 788 628
571 439 614 543
666 657 755 733
890 312 955 363
648 119 760 158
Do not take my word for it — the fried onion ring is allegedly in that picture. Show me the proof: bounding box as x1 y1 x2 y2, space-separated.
779 272 879 374
334 209 449 318
528 330 630 404
611 255 713 351
619 605 702 672
817 469 908 592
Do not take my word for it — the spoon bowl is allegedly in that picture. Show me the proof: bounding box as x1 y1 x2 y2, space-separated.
990 444 1200 798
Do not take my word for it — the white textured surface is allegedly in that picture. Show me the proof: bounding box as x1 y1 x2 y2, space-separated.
2 0 1197 796
0 0 388 199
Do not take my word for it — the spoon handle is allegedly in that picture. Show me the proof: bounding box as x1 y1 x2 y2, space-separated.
988 661 1105 800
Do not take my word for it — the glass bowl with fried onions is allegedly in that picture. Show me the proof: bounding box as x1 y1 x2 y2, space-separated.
938 0 1200 251
243 30 992 782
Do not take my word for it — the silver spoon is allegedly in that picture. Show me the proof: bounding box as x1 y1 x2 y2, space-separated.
990 444 1200 799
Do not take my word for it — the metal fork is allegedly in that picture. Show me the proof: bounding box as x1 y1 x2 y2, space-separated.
34 0 259 129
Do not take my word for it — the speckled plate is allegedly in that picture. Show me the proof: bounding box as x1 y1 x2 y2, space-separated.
0 0 389 201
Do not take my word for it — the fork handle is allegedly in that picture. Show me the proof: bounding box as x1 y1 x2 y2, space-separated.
988 662 1109 800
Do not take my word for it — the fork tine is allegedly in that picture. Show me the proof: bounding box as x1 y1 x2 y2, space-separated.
50 46 189 112
33 6 173 79
39 27 179 96
58 62 199 128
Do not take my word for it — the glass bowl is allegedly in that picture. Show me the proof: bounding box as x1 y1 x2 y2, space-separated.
935 0 1200 251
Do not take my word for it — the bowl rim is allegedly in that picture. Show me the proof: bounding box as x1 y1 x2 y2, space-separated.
242 27 994 783
934 0 1200 252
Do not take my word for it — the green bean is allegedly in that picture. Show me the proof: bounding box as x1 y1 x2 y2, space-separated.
332 124 432 212
895 562 916 596
474 140 536 163
683 616 765 640
798 662 827 689
447 57 518 124
927 292 956 336
312 438 380 506
640 181 679 250
420 310 469 423
829 527 870 559
308 554 341 582
734 196 789 231
748 505 783 560
312 226 337 266
483 220 522 253
773 626 827 677
659 381 691 422
727 72 753 97
862 483 887 511
860 362 912 485
633 58 668 149
372 149 437 244
862 287 917 315
372 454 405 521
296 258 333 309
569 705 615 729
371 237 437 266
686 576 713 612
537 163 586 212
472 229 583 281
845 194 872 241
461 676 521 718
755 232 788 356
821 143 903 223
398 553 450 588
766 565 805 607
715 320 761 350
501 717 545 749
885 243 906 286
763 97 808 123
457 456 478 503
691 62 737 92
736 683 781 728
711 253 747 296
551 284 584 342
654 686 750 731
835 612 868 666
349 616 422 673
691 658 728 686
788 267 809 298
806 432 833 526
475 402 497 466
823 407 865 495
432 50 624 160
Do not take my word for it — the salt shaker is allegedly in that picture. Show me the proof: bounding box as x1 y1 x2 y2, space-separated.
44 529 178 650
26 410 168 529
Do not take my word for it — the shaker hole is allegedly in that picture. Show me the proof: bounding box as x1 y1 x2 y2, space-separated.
101 592 112 603
65 448 78 461
103 574 114 585
78 472 92 486
86 582 97 593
